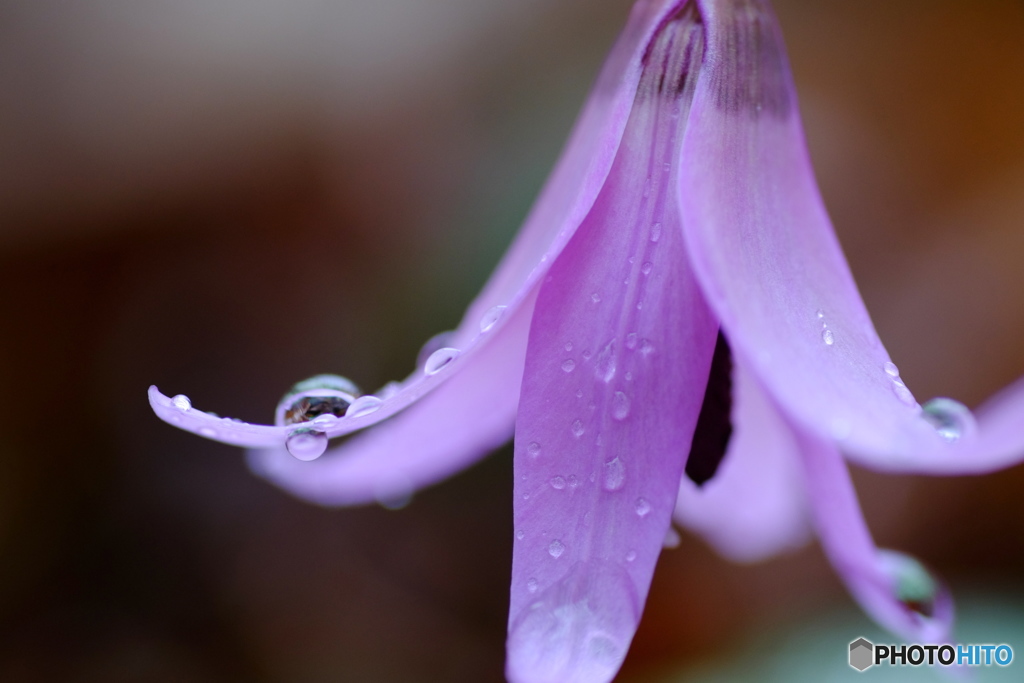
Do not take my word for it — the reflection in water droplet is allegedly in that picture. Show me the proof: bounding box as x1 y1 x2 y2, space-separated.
650 223 662 242
312 414 339 429
551 476 566 490
527 578 539 593
611 392 630 421
884 362 900 377
346 395 383 418
641 262 653 275
663 527 681 548
603 458 625 491
561 359 576 373
424 347 461 375
822 329 835 346
527 442 542 458
625 550 637 562
635 498 651 517
879 549 942 619
286 429 328 461
595 340 616 383
479 305 508 333
548 540 565 558
571 420 585 438
921 398 976 443
171 394 191 411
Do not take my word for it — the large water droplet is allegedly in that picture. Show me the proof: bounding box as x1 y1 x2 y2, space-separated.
571 420 585 438
603 457 625 491
884 362 900 378
548 540 565 558
550 476 566 490
171 394 191 411
312 413 339 429
921 398 976 443
611 392 630 421
286 429 328 461
527 442 542 458
424 347 461 375
634 498 651 517
346 395 383 418
561 359 576 373
479 305 507 333
278 375 359 426
595 340 616 383
822 329 835 346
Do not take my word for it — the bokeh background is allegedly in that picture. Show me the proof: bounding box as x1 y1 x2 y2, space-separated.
2 0 1023 681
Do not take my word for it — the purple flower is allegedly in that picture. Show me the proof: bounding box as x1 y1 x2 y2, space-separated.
150 0 1024 680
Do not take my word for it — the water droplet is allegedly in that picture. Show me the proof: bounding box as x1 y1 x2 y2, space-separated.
582 350 592 361
286 429 328 461
816 309 825 319
527 578 539 593
571 420 585 438
550 476 566 490
628 256 635 264
479 305 507 333
575 389 583 399
561 359 576 373
591 292 601 303
650 223 662 242
639 340 655 356
199 427 217 438
548 540 565 558
603 457 625 491
663 527 681 549
625 550 637 563
634 498 651 517
278 375 360 426
527 442 542 458
636 301 643 310
884 361 900 377
641 262 653 275
879 550 942 619
921 398 976 443
345 395 383 418
516 529 525 540
378 381 402 399
624 372 633 381
595 340 616 383
890 377 916 406
312 413 339 429
567 475 579 489
822 329 835 346
565 342 573 352
625 333 638 350
424 347 461 375
611 392 630 421
171 394 191 411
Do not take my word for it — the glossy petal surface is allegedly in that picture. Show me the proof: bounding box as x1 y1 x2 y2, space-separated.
507 9 716 681
675 362 810 563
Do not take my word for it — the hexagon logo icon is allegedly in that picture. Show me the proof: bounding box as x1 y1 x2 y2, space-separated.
849 638 874 671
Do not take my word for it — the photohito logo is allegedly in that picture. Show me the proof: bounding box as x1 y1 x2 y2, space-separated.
849 637 1013 671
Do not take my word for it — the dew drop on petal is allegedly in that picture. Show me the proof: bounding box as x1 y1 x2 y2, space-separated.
822 329 835 346
641 262 653 275
561 359 576 373
567 475 579 490
286 429 328 461
516 529 525 540
921 397 976 443
571 420 585 438
625 332 638 350
479 305 507 333
884 361 900 377
595 340 616 383
634 498 651 517
551 476 566 490
424 347 461 375
611 392 630 421
591 293 601 303
527 578 539 593
171 394 192 411
199 427 217 438
603 457 625 491
548 540 565 558
565 342 573 352
575 389 583 399
625 550 637 563
816 309 825 319
582 350 592 361
650 223 662 242
639 340 655 356
345 395 383 418
663 527 681 549
879 549 943 619
892 381 916 406
312 413 339 429
527 442 541 458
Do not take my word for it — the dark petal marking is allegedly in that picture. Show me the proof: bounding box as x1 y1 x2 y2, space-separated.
641 1 704 101
706 0 791 117
685 331 734 486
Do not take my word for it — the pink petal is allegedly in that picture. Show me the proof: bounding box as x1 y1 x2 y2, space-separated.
245 289 536 506
674 361 811 563
794 421 954 643
507 9 717 681
680 0 1024 474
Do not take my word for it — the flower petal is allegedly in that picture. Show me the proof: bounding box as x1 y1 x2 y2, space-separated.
680 0 1024 474
794 420 954 643
245 288 536 506
674 361 811 563
507 9 717 682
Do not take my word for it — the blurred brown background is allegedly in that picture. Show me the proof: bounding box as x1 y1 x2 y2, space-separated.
1 0 1023 681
